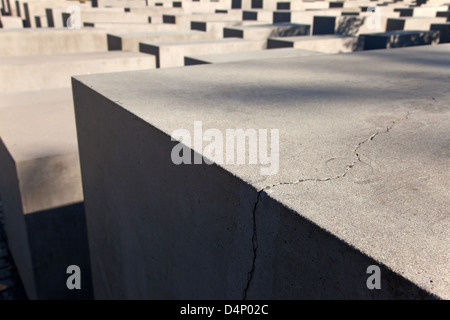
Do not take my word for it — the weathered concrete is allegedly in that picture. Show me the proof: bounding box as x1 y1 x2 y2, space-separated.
386 17 448 31
107 30 215 51
83 21 180 33
0 16 23 28
223 22 310 40
0 88 92 299
184 47 321 65
73 44 450 299
139 38 266 67
431 23 450 43
268 34 360 53
0 51 156 93
360 30 440 50
0 28 107 57
191 20 244 38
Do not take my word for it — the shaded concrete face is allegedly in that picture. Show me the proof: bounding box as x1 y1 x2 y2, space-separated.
73 45 450 299
268 35 360 53
140 38 265 68
72 83 255 299
0 93 92 299
361 30 440 50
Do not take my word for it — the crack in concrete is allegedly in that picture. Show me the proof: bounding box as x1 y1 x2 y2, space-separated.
242 190 261 300
241 111 412 299
262 111 413 191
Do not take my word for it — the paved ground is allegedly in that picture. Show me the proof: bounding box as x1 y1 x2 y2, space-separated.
0 198 27 300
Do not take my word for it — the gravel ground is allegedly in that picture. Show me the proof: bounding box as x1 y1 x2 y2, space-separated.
0 199 28 300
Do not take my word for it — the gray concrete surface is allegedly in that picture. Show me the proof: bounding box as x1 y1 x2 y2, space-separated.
268 34 360 53
0 88 92 299
361 30 440 50
139 38 266 67
223 22 310 39
185 47 321 65
0 51 156 93
0 28 108 57
73 44 450 299
107 30 215 51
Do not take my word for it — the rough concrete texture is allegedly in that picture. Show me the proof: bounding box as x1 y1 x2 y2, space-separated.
0 16 23 28
0 28 108 57
223 22 311 40
73 44 450 299
0 51 156 93
185 47 321 65
107 30 215 51
268 34 360 53
0 89 92 299
361 30 440 50
140 38 266 68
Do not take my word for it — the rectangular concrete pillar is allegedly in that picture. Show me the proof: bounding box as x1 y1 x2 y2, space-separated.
72 44 450 299
0 89 93 299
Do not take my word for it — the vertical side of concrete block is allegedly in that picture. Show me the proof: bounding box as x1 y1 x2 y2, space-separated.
0 139 36 299
107 34 123 51
139 43 160 68
313 16 336 35
247 191 435 299
45 8 54 28
72 79 256 299
25 202 93 299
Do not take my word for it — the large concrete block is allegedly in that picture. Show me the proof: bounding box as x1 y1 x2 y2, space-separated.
360 30 440 50
72 44 450 299
0 88 92 299
83 21 180 33
276 0 329 11
223 22 311 40
273 9 341 25
184 47 322 65
386 17 448 31
0 15 23 28
107 30 215 51
268 34 360 53
139 38 266 67
0 51 156 93
191 20 244 38
431 23 450 43
0 28 107 57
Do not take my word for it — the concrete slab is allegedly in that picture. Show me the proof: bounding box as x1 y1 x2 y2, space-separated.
394 6 448 17
184 47 322 65
190 20 244 38
139 38 266 68
360 30 440 50
224 22 311 40
243 9 274 22
268 34 360 53
83 21 180 33
0 88 92 299
0 16 23 28
276 0 329 11
273 9 341 25
0 28 107 57
72 44 450 299
431 23 450 43
387 17 448 31
0 51 156 93
107 30 216 51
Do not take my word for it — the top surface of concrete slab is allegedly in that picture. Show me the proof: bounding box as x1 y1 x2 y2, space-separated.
0 51 155 65
0 88 76 162
141 38 262 46
75 44 450 298
186 48 322 63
